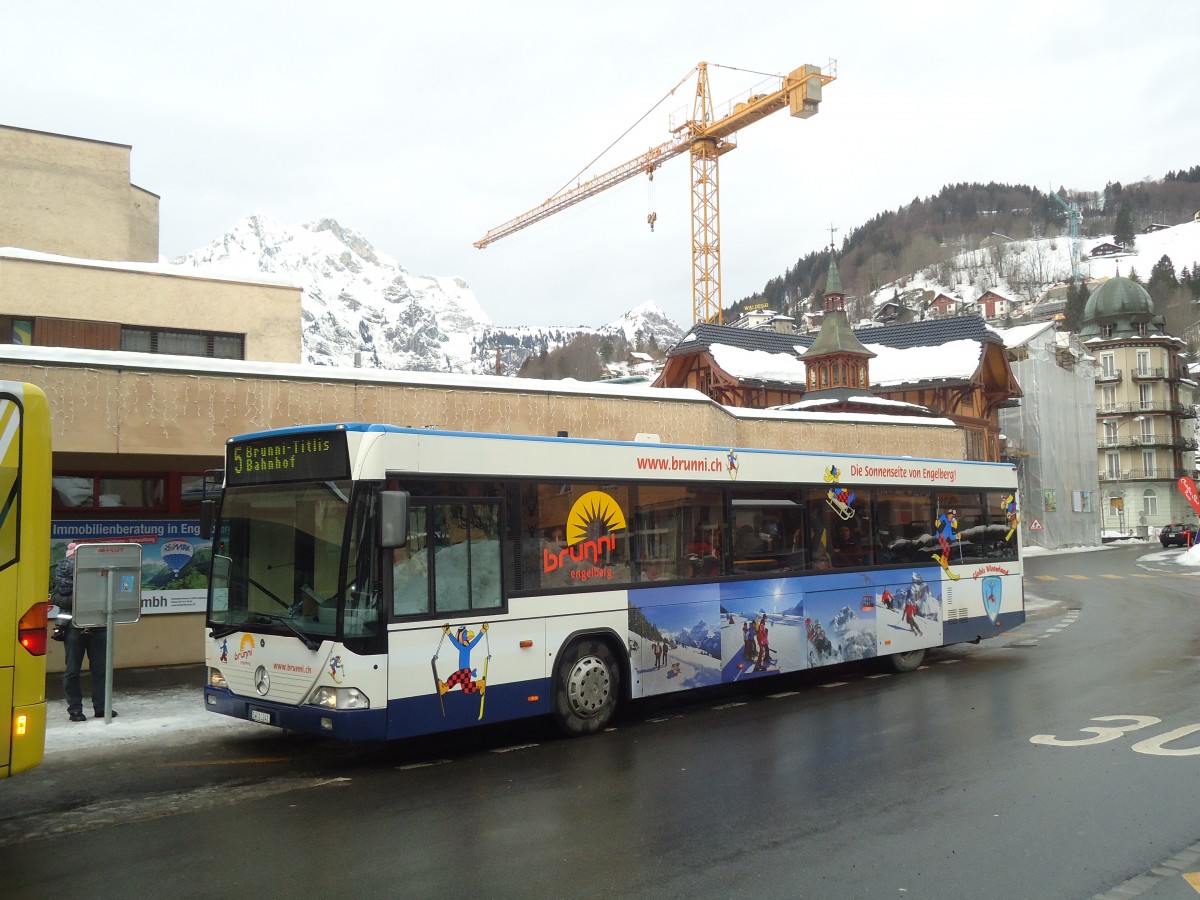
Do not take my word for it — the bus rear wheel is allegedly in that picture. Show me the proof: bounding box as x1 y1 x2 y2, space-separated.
553 639 619 736
890 648 926 672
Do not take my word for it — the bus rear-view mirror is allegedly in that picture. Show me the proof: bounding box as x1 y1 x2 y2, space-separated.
379 490 410 548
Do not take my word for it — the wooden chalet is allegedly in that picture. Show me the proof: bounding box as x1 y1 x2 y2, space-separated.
654 314 1022 461
977 288 1014 321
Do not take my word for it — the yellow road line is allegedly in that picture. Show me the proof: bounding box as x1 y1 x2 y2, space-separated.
1099 574 1125 579
1034 575 1057 581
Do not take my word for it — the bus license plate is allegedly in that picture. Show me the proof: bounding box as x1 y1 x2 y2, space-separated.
250 708 272 725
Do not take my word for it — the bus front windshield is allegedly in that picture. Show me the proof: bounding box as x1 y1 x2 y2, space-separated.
209 480 352 642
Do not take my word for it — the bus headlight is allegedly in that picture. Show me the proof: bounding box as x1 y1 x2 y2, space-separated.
208 667 227 688
310 687 370 710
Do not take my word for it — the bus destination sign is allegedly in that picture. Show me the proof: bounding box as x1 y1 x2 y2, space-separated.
226 431 350 486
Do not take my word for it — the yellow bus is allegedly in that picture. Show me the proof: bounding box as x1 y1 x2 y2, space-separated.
1 381 51 778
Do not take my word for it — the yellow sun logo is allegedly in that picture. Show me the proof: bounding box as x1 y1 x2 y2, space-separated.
239 634 255 654
566 491 627 545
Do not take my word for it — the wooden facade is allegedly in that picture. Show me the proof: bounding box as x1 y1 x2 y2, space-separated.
654 319 1022 462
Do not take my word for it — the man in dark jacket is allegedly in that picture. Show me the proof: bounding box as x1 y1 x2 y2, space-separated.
51 543 113 722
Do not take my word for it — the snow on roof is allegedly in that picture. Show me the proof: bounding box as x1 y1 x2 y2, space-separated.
724 404 956 428
995 321 1055 349
863 338 982 386
709 343 806 383
0 246 299 289
774 394 929 412
708 335 985 389
0 344 714 403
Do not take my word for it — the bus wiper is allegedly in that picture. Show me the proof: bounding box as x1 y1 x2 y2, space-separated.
258 612 321 652
209 612 274 641
321 481 349 502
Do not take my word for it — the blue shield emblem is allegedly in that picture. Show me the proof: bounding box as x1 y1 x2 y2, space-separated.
982 576 1002 623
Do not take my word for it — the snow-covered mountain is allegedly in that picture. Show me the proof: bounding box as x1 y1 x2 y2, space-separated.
170 214 683 374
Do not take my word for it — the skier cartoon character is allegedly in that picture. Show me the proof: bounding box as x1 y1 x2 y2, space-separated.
437 623 490 697
934 508 961 580
937 508 957 556
329 654 345 683
1003 494 1019 540
219 638 228 663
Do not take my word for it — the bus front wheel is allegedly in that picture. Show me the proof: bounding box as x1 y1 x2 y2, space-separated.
553 639 619 736
891 648 926 672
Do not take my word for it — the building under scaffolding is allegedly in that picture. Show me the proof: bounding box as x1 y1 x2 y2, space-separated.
999 323 1100 549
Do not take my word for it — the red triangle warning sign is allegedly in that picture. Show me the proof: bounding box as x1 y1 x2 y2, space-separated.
1029 518 1044 531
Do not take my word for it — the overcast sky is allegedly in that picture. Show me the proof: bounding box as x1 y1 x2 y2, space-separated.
5 1 1198 329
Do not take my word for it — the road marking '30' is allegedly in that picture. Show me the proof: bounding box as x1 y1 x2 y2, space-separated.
1031 715 1200 756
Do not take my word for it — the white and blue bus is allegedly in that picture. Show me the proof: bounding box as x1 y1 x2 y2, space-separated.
203 424 1023 739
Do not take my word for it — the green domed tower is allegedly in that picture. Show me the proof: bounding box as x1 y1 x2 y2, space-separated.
1079 275 1161 339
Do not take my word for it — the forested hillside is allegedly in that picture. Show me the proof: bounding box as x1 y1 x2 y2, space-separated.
735 169 1200 317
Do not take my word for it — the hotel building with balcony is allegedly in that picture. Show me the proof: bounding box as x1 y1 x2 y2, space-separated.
1085 276 1198 534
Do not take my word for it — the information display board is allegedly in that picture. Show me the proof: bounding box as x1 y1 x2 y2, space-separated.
72 543 143 627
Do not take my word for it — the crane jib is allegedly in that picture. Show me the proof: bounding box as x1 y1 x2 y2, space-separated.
474 59 837 326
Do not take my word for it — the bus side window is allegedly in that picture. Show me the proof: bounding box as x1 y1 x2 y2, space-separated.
392 506 430 616
468 502 502 609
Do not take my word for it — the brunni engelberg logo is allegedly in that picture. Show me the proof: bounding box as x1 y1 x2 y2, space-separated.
544 490 627 581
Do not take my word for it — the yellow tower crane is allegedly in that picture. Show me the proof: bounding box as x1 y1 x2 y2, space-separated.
474 60 837 325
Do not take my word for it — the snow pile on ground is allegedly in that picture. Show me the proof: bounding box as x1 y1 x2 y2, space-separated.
44 684 258 754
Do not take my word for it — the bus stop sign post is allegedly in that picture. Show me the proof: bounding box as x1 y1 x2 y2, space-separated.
71 543 142 724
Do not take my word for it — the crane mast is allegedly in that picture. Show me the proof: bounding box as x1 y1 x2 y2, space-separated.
1051 189 1083 286
475 60 837 325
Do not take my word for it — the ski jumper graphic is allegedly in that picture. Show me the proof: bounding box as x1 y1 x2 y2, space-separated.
933 507 961 580
433 622 491 720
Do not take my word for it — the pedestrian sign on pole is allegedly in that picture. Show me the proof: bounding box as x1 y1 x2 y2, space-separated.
1028 518 1044 531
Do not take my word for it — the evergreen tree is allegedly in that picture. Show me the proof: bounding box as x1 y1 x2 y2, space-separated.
1064 281 1089 332
1149 255 1178 293
1114 205 1136 247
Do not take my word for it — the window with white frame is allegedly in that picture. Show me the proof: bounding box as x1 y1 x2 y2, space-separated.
1101 353 1116 377
1106 451 1121 478
1139 383 1154 409
1103 420 1118 445
1137 350 1151 375
1142 488 1157 518
1101 385 1117 412
1142 449 1156 477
